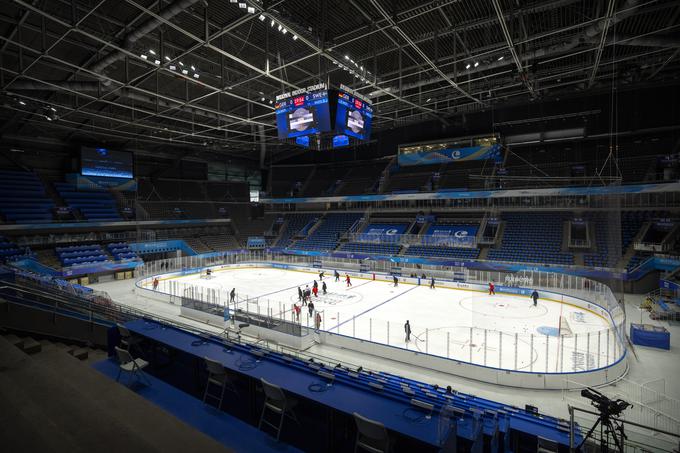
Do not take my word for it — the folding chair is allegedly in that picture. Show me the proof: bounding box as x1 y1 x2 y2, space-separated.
115 346 150 386
353 412 391 453
117 324 144 355
202 357 238 409
258 378 298 441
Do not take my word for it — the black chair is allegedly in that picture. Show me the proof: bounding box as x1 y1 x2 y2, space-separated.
258 378 298 440
202 357 238 409
353 412 391 453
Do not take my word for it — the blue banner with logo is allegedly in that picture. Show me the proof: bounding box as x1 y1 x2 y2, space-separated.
398 144 502 167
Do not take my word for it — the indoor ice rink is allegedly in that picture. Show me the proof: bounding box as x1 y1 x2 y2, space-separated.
130 264 618 374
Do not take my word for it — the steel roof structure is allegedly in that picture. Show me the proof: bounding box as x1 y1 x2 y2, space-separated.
0 0 678 161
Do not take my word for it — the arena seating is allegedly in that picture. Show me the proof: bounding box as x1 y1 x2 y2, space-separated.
106 242 139 261
334 161 388 195
269 166 311 197
0 236 34 262
437 161 492 191
0 170 55 223
277 213 318 248
384 166 434 193
293 213 362 251
405 245 480 260
583 214 618 268
54 182 121 221
488 212 574 265
56 244 111 266
339 242 402 255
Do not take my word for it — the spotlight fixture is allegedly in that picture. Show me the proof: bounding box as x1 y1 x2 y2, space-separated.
426 98 431 102
474 61 479 67
230 0 237 3
465 63 471 69
292 35 298 40
238 2 246 8
261 97 265 101
45 115 52 121
193 73 199 79
271 19 275 27
154 59 161 65
191 65 196 71
169 65 176 70
282 28 287 35
498 55 504 61
268 100 273 104
165 55 171 61
258 14 265 21
149 49 156 55
179 61 184 66
181 69 189 75
50 107 56 112
141 54 148 59
247 6 255 13
277 24 282 31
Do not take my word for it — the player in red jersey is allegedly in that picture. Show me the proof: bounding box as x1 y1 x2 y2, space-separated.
489 281 495 295
346 274 352 287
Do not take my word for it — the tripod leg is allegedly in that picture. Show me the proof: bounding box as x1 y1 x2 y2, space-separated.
577 417 601 450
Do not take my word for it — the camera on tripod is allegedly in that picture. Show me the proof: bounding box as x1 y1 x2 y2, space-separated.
581 387 631 418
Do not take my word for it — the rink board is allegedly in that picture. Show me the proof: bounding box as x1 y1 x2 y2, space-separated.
135 261 628 389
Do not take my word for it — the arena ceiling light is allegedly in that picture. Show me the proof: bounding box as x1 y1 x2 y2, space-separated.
18 100 26 105
281 28 287 35
179 61 184 66
474 62 479 67
165 55 171 61
181 69 188 75
238 2 246 8
258 14 265 21
247 6 255 14
191 65 196 71
271 19 275 27
292 35 298 40
141 54 148 60
193 73 199 79
498 56 504 61
465 63 471 69
149 49 156 55
154 59 161 65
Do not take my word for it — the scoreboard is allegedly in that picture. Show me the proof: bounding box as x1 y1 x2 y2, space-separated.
275 83 374 148
335 86 373 141
275 84 332 139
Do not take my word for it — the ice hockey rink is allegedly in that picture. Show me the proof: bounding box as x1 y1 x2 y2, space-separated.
133 265 616 374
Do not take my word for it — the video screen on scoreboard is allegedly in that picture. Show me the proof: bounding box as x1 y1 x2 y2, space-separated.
335 90 373 140
275 89 332 139
332 135 350 148
80 146 134 179
295 136 310 148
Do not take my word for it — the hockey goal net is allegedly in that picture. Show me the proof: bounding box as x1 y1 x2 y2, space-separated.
559 315 574 337
199 269 215 279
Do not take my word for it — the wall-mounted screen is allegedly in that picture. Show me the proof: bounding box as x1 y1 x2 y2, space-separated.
276 88 332 139
335 90 373 140
81 147 134 179
295 136 311 148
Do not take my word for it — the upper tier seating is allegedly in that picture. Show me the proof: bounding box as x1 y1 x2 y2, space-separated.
335 162 388 196
488 212 574 265
270 166 311 197
54 183 121 221
437 160 491 191
384 166 434 193
293 213 362 251
0 170 54 223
